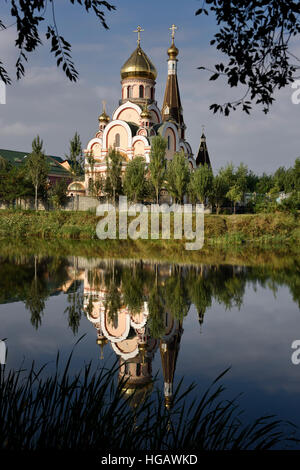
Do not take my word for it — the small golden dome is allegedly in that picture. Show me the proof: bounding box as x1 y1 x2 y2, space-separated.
121 46 157 80
167 40 179 60
140 104 151 120
98 111 110 123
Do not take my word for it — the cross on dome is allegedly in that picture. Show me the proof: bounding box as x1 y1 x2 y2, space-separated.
169 24 178 41
133 25 144 46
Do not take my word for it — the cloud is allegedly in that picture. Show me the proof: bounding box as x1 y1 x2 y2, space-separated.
0 2 299 173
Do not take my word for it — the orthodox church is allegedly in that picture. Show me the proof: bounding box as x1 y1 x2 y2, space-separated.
83 25 210 193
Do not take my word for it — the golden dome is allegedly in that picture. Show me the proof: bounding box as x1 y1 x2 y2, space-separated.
98 111 110 123
140 104 151 120
167 40 179 60
121 46 157 80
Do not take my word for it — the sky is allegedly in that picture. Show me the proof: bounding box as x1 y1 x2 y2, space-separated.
0 0 299 174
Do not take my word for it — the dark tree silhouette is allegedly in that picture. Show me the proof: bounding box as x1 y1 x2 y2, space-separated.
196 1 300 114
0 0 115 84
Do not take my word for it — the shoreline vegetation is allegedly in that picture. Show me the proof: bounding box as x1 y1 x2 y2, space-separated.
1 356 296 451
0 210 299 267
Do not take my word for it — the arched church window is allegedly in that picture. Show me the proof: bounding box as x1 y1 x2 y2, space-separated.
151 87 154 100
124 362 129 375
136 363 141 376
115 133 120 148
139 85 144 98
167 135 171 150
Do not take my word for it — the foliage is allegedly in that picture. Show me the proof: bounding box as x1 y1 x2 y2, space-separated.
48 179 69 209
189 163 213 204
0 1 116 84
0 166 34 205
66 132 83 177
25 136 49 210
165 152 190 203
105 148 123 204
196 1 300 114
149 135 167 204
123 156 148 203
210 174 228 214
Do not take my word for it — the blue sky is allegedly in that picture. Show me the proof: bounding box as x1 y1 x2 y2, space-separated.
0 0 299 173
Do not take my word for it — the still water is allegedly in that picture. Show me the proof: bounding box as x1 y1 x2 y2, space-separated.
0 253 300 432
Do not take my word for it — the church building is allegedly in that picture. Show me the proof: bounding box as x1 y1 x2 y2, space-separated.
84 25 209 194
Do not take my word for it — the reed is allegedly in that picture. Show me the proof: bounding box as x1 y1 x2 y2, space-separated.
0 348 297 451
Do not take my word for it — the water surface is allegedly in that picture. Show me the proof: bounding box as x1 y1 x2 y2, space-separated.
0 252 299 435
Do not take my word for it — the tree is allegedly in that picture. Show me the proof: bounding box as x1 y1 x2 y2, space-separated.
211 173 228 214
149 135 167 204
25 136 49 210
188 163 213 205
196 1 300 114
105 148 123 204
226 185 244 214
165 152 190 203
90 173 105 200
123 156 148 203
66 132 83 177
293 158 300 191
86 150 95 195
0 1 116 84
49 179 68 209
0 166 34 206
256 172 273 194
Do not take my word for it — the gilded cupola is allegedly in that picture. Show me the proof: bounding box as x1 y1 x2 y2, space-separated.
121 25 157 81
121 46 157 81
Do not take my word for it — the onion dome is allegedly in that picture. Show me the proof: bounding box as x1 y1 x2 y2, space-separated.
167 40 179 60
140 103 151 120
121 46 157 80
98 110 110 123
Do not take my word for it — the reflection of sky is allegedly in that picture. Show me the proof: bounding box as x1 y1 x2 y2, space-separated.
1 280 300 429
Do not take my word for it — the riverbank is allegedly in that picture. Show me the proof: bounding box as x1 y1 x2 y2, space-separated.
0 209 298 245
0 210 299 267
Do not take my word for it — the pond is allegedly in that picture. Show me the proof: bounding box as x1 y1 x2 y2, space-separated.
0 250 300 444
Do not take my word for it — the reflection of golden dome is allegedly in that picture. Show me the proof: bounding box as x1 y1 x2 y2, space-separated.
167 41 179 60
121 46 157 80
121 382 153 409
165 396 173 410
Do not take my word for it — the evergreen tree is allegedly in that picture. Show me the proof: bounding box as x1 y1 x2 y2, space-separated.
66 132 83 177
26 136 49 210
49 179 68 209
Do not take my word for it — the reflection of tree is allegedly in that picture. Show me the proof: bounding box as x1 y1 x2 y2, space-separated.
121 267 144 314
186 269 212 329
24 256 48 330
65 290 83 335
164 268 190 321
104 281 122 328
148 285 165 339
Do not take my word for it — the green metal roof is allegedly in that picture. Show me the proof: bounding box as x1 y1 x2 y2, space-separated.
0 149 72 177
125 121 139 136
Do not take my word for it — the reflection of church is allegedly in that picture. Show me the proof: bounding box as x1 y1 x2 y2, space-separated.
83 264 183 409
82 25 211 194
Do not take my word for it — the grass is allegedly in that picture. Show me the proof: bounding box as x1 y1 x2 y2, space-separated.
0 209 298 248
0 347 298 451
